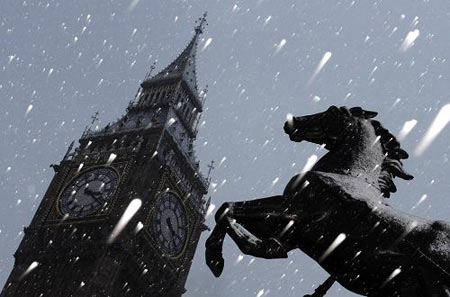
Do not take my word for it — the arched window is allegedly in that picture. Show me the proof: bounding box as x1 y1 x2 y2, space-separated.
190 110 197 126
184 105 191 120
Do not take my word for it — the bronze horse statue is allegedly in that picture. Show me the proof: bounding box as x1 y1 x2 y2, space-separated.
205 106 450 296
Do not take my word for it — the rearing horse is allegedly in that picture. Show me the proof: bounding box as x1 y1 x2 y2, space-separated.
205 106 450 297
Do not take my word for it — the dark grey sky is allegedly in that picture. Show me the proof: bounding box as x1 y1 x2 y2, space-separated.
1 1 449 296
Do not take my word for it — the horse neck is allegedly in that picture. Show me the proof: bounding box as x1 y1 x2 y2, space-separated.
312 120 384 186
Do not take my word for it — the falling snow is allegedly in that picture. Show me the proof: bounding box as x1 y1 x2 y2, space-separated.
411 194 428 210
308 51 332 86
107 199 142 244
20 261 39 280
202 38 212 52
397 119 418 141
415 104 450 156
0 2 449 297
381 267 402 288
25 105 33 117
399 29 420 53
319 233 346 263
275 39 287 54
106 153 117 165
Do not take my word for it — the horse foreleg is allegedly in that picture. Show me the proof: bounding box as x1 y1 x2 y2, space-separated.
205 203 236 277
206 200 291 277
226 217 289 259
205 222 228 277
303 276 335 297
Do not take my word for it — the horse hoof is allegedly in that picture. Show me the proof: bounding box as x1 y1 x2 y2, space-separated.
205 249 224 277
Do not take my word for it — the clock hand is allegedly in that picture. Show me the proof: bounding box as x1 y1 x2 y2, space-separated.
84 187 103 204
85 187 104 196
166 217 177 239
92 190 104 196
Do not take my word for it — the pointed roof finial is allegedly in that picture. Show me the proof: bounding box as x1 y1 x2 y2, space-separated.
200 84 208 105
195 12 208 34
207 160 215 183
145 60 157 79
90 111 99 126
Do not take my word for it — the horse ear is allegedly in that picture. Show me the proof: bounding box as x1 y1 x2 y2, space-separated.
395 148 409 159
349 107 378 118
349 107 363 116
362 110 378 118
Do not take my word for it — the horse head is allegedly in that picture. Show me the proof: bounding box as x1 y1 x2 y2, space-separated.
283 105 376 148
284 106 413 197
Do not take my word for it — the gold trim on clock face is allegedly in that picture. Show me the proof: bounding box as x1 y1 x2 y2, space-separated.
58 167 119 218
153 192 189 258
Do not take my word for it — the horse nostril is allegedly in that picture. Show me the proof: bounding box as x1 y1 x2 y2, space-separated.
284 121 293 134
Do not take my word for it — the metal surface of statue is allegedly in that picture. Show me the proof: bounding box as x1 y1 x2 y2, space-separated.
205 106 450 297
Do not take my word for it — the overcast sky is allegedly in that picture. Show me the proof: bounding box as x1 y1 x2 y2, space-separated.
1 1 449 296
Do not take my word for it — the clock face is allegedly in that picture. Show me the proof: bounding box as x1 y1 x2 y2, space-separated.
153 192 188 257
59 167 119 218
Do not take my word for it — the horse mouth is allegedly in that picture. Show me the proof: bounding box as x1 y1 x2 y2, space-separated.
305 129 323 138
288 128 323 142
284 120 323 142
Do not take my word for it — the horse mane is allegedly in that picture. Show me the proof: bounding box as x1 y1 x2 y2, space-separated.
347 107 414 198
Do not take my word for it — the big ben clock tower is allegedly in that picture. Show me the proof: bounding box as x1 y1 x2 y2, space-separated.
1 13 210 297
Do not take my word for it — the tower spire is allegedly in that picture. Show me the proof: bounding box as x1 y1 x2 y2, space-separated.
141 12 208 105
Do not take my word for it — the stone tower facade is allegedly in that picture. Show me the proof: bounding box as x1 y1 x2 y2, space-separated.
1 14 210 297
